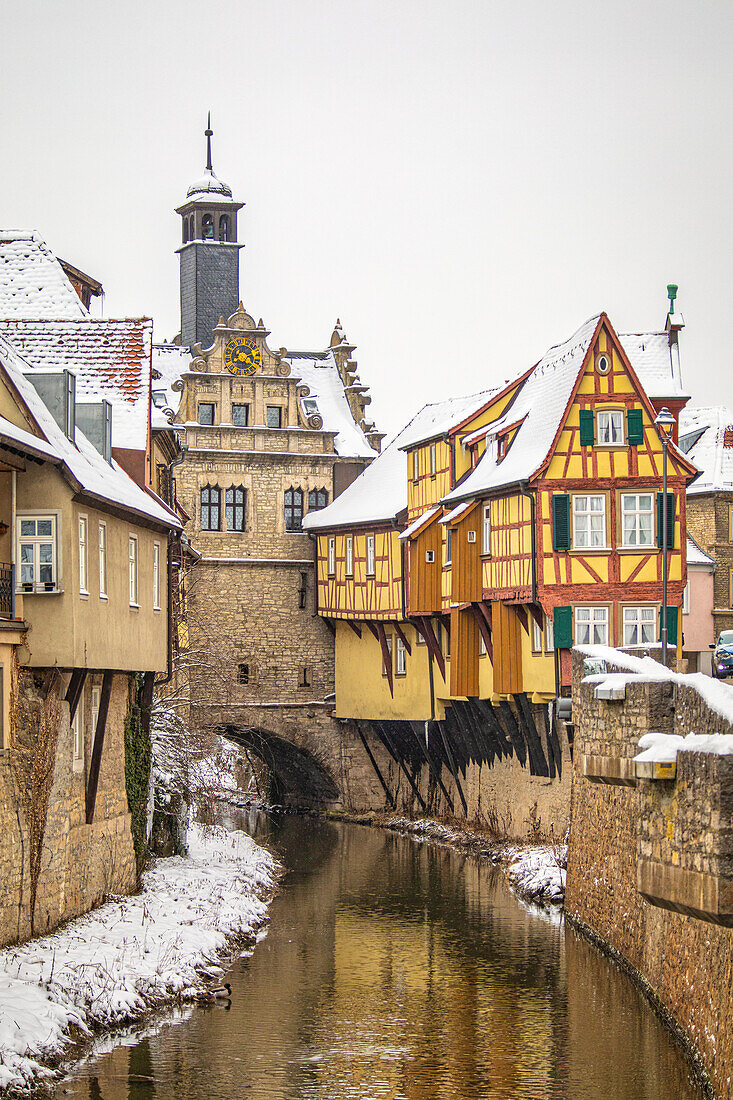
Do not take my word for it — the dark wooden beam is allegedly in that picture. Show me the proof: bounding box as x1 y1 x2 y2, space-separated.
413 616 445 679
373 721 427 813
495 699 528 767
435 719 468 816
323 617 336 636
85 671 114 824
408 720 454 812
529 603 544 631
374 622 394 698
513 605 529 634
393 622 412 656
347 620 363 639
474 698 513 758
65 669 87 723
471 604 493 663
356 724 396 809
365 621 379 640
512 693 550 777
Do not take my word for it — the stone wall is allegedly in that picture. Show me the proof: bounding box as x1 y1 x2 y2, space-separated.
0 672 137 948
566 650 733 1097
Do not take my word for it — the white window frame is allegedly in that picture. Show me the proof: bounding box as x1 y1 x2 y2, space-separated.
366 534 375 576
623 605 657 647
430 442 437 477
572 494 607 549
532 616 543 653
545 615 554 652
98 522 108 599
90 684 101 738
682 579 690 615
482 504 491 556
153 541 161 610
445 527 453 565
17 512 60 594
345 535 353 577
621 493 654 549
411 450 418 483
72 692 84 768
395 635 407 676
78 515 88 595
597 409 625 445
328 536 335 576
128 535 139 607
574 605 609 646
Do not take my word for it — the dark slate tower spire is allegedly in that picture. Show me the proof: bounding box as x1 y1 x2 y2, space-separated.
176 116 243 349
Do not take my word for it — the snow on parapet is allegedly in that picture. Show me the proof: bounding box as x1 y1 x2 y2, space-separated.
634 732 733 764
679 405 733 495
0 231 88 320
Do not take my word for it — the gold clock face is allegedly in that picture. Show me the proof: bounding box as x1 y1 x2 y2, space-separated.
224 337 261 376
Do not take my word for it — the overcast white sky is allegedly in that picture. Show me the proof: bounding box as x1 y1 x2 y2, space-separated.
2 0 732 437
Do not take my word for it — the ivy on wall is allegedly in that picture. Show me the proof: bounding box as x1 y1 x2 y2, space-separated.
124 674 152 880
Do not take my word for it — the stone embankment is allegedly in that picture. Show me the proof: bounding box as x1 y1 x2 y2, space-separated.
566 646 733 1100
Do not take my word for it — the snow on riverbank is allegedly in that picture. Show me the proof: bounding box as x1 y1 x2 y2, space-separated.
385 816 566 906
0 823 279 1095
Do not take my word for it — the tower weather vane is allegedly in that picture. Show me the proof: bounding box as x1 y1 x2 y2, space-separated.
205 111 213 172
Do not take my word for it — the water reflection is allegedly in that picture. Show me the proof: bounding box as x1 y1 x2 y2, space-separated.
59 814 702 1100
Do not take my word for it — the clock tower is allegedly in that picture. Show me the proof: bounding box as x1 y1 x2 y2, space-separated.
176 115 244 349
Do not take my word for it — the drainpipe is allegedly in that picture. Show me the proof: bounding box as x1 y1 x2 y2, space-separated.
11 470 16 620
156 443 188 687
518 481 537 604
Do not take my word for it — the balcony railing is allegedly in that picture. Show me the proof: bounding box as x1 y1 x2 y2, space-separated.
0 564 15 619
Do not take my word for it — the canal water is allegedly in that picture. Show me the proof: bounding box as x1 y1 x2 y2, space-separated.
57 814 703 1100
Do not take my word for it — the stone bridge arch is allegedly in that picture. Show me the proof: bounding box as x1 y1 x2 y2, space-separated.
215 723 341 809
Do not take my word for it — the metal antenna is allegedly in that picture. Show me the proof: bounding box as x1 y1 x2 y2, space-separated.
205 111 213 172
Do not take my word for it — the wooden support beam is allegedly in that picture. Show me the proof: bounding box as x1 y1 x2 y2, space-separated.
357 724 396 809
512 693 549 777
373 721 427 813
495 699 528 767
442 706 469 771
408 720 454 812
529 603 544 631
449 702 482 766
365 621 379 640
474 698 513 758
374 622 394 698
470 604 493 663
65 669 87 723
413 616 445 679
323 617 336 636
347 620 363 639
539 702 563 779
85 671 113 825
513 605 529 634
393 622 412 656
435 719 468 816
461 699 501 763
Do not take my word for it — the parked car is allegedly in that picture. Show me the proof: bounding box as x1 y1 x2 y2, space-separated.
710 630 733 679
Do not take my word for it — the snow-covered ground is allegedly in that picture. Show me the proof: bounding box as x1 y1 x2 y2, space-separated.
0 823 279 1095
385 816 566 906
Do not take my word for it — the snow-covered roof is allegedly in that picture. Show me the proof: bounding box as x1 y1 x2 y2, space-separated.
618 331 687 399
0 414 60 463
397 388 499 450
679 406 733 496
151 344 190 429
0 335 179 530
0 232 88 320
184 169 233 202
0 319 152 450
284 349 376 459
398 506 440 541
686 535 714 568
445 315 601 502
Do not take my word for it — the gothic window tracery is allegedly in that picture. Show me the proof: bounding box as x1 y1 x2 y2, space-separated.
284 487 304 532
308 488 329 512
200 485 221 531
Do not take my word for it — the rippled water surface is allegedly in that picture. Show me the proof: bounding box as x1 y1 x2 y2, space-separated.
57 814 702 1099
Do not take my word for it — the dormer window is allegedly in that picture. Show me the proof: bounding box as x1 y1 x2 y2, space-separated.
152 390 167 408
202 214 214 240
219 215 229 242
302 399 319 416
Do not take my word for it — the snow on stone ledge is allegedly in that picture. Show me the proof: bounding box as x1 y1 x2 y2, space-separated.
0 823 278 1094
634 731 733 763
576 644 733 731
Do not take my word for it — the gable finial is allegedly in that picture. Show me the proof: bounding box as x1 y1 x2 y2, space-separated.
667 283 678 314
205 111 213 172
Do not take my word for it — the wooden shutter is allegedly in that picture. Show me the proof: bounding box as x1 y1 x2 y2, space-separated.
627 408 644 445
552 494 571 551
663 605 678 646
579 410 595 446
553 606 573 649
656 492 676 549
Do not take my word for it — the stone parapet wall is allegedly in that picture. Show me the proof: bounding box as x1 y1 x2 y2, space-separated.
566 649 733 1098
0 672 137 948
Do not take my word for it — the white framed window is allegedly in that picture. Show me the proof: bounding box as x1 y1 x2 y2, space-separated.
78 516 88 594
345 535 353 577
545 615 554 652
153 542 161 610
18 514 58 593
72 693 84 764
366 534 375 576
623 606 657 647
532 616 543 653
328 536 335 576
90 684 101 737
430 443 437 476
597 410 625 445
682 580 690 615
412 450 418 482
482 504 491 555
382 634 392 677
98 522 107 598
621 493 654 548
395 635 407 676
446 527 453 565
128 536 139 606
574 606 609 646
572 495 606 549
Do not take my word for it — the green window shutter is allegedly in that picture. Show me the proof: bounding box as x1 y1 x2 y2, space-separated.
578 409 595 446
662 605 678 646
553 606 573 649
627 408 644 445
656 492 676 549
552 494 571 551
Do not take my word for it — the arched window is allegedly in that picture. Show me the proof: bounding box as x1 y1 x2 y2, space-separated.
308 488 329 512
182 218 189 244
200 485 221 531
202 213 214 240
219 214 229 242
284 487 304 532
189 215 195 241
226 486 246 531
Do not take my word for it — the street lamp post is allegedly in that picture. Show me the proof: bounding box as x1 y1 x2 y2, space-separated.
655 407 676 666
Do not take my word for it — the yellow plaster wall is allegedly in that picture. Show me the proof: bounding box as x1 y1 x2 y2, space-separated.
334 621 435 720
